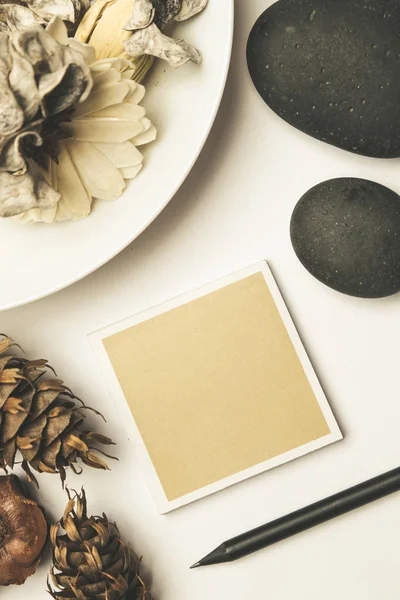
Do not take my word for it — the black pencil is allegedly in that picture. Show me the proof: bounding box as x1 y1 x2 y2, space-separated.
191 467 400 568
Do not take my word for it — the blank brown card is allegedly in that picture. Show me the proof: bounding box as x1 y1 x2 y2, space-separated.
90 262 342 513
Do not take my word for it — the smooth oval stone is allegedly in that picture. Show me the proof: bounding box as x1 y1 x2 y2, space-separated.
247 0 400 158
290 178 400 298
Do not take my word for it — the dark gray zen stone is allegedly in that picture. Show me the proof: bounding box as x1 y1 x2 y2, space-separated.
290 178 400 298
247 0 400 158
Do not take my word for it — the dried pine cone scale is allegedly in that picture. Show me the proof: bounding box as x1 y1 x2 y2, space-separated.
49 490 151 599
0 336 116 485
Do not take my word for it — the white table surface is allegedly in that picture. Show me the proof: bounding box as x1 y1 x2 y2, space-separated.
3 1 400 598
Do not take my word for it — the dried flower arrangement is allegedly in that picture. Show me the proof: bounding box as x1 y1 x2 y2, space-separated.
0 336 115 485
0 19 155 222
0 0 208 222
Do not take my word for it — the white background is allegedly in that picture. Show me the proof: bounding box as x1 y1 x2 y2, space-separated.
3 1 400 598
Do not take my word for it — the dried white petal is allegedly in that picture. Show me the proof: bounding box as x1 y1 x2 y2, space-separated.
119 164 142 179
130 117 156 146
89 103 146 120
18 205 56 223
123 0 154 31
67 139 126 201
90 57 132 73
45 13 69 43
66 37 96 65
55 200 73 220
93 69 122 89
125 80 145 105
175 0 208 21
123 22 201 67
73 82 129 118
93 141 143 168
121 68 135 79
55 141 91 218
62 115 144 143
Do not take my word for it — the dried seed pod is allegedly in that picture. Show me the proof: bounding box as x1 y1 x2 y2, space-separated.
0 0 89 32
75 0 207 73
152 0 181 29
124 21 201 67
175 0 208 21
123 0 154 30
0 475 47 586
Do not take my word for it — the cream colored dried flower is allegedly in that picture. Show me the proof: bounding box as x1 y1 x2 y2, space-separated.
76 0 208 79
19 55 156 223
0 18 155 222
0 0 88 32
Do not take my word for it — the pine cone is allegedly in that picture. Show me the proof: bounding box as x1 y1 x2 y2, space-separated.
0 336 116 486
49 489 151 599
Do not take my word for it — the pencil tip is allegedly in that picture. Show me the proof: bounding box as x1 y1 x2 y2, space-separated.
190 562 201 569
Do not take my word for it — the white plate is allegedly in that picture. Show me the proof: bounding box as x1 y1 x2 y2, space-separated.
0 1 234 311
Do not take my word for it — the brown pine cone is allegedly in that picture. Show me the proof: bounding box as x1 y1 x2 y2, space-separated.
49 489 151 599
0 336 116 486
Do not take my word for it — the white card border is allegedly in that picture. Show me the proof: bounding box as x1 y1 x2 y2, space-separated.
89 261 343 514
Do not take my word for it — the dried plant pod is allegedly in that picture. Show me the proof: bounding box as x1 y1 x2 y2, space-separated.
0 336 116 485
175 0 208 21
124 21 201 67
0 4 46 30
152 0 181 29
49 489 151 599
0 0 89 32
123 0 154 30
76 0 206 75
122 0 203 68
0 474 47 586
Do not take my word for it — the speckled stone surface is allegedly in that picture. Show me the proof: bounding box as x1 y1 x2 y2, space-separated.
247 0 400 158
290 178 400 298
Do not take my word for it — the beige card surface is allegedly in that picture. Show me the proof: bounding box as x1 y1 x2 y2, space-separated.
90 262 342 513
